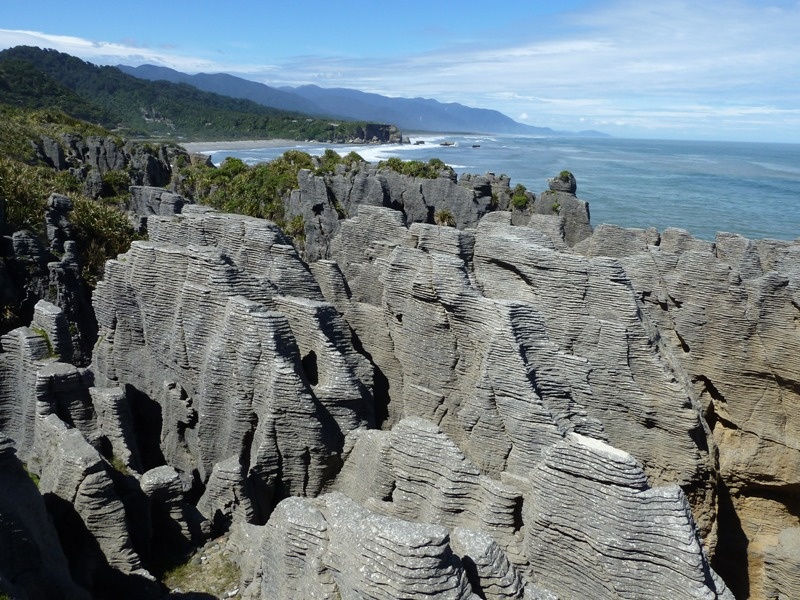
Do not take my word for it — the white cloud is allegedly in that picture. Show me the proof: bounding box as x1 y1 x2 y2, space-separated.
0 29 260 73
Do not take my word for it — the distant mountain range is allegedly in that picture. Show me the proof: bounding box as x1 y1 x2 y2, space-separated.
118 64 608 138
0 46 396 142
0 44 607 140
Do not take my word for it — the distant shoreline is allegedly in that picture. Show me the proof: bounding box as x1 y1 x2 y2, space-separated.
181 139 307 153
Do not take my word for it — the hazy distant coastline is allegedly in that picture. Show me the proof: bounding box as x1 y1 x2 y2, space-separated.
181 139 315 153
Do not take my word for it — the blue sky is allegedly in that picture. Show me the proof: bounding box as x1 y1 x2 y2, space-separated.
2 0 799 142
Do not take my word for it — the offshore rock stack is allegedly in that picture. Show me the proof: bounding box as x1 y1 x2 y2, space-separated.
1 164 798 599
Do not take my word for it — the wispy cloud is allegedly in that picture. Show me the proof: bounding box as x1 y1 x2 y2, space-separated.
0 29 255 73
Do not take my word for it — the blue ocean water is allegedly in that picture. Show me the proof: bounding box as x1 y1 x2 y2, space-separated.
193 134 800 241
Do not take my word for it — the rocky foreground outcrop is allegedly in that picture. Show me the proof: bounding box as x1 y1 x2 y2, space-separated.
1 165 798 599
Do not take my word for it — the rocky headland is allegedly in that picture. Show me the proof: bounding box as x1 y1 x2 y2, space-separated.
1 144 798 600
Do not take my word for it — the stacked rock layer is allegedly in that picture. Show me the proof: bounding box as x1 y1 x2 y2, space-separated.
1 169 797 599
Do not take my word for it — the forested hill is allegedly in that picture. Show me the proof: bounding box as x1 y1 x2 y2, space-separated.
0 46 397 142
120 63 576 136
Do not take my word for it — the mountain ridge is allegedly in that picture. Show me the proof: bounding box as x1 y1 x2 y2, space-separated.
118 63 608 137
0 46 399 143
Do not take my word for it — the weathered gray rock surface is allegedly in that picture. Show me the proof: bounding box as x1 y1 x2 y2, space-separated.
0 432 90 599
578 225 800 598
1 167 797 599
91 207 373 527
282 163 592 261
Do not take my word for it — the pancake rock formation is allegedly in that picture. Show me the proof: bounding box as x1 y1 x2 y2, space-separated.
0 167 797 600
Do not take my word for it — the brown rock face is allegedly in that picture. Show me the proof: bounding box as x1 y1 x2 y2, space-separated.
581 227 800 600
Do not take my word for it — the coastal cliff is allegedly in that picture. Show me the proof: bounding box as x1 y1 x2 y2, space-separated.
1 147 798 599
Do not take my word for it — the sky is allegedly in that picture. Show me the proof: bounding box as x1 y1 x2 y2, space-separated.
2 0 800 143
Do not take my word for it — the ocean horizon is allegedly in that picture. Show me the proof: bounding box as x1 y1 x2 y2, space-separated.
187 134 800 242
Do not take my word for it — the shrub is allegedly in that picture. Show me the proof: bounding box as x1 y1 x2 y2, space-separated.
101 169 132 199
72 198 140 287
1 157 55 235
316 148 342 174
342 151 364 164
23 463 40 487
31 326 57 357
333 201 346 219
378 156 452 179
191 150 314 226
558 170 573 182
511 184 529 209
379 156 405 173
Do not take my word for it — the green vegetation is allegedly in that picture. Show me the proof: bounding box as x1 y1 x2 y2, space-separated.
0 104 112 163
180 151 315 227
72 198 141 286
101 169 132 200
0 46 386 142
558 170 573 182
377 156 451 179
23 463 40 487
333 201 347 219
163 549 240 596
109 454 131 476
317 148 344 174
31 326 56 357
0 107 140 304
286 215 306 240
435 209 456 227
511 183 530 209
342 151 365 164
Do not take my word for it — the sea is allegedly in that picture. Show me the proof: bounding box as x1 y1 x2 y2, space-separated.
190 134 800 242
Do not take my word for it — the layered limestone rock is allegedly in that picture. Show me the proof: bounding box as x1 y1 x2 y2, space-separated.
252 418 728 599
524 433 732 599
334 417 524 556
90 207 374 527
1 164 797 599
0 307 157 596
259 492 476 599
286 164 499 260
34 414 143 577
579 224 800 599
126 186 188 233
34 134 180 190
2 198 98 366
285 164 592 262
0 432 90 599
322 207 717 542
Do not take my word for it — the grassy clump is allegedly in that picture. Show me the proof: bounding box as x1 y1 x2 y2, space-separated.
286 215 306 240
31 326 57 357
163 550 240 596
434 209 456 227
23 463 40 487
0 104 110 163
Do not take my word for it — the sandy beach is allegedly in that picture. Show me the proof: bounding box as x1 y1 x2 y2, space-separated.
181 139 309 153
